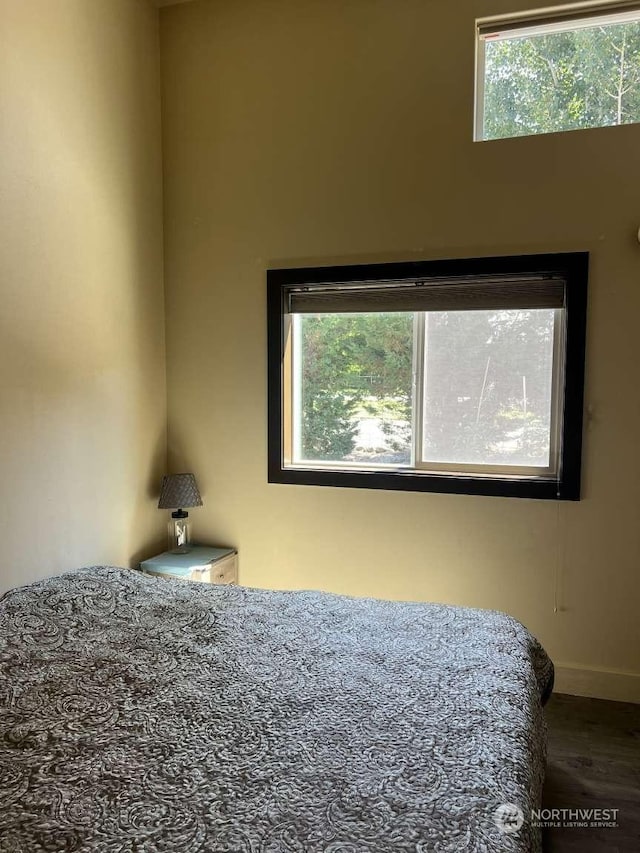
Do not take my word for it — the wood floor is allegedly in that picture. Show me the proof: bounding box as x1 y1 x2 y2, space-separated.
542 693 640 852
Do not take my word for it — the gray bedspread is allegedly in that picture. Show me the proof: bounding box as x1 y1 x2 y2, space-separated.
0 567 553 852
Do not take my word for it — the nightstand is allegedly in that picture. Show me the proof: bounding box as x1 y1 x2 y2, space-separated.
140 546 238 585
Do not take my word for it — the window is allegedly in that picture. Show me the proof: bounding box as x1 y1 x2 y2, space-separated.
476 4 640 141
267 254 588 499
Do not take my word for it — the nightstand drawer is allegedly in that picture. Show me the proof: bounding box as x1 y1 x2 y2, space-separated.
209 553 238 585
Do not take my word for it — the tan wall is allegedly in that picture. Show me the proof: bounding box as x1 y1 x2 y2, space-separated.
160 0 640 699
0 0 166 591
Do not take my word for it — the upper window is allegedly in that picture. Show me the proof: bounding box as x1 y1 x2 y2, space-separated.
267 254 588 500
476 4 640 141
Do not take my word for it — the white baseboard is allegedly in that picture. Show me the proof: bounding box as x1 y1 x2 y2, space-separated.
554 664 640 704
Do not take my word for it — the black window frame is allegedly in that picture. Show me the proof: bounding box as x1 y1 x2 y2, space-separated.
267 252 588 500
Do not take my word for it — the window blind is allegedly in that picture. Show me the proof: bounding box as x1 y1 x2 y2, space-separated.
287 276 566 314
478 2 640 40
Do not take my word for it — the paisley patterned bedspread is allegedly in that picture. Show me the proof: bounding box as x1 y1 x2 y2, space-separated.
0 567 553 853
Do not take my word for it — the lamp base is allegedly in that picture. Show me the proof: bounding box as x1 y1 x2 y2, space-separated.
168 512 191 554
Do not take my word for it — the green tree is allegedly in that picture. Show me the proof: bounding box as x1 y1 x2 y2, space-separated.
483 21 640 139
300 313 413 460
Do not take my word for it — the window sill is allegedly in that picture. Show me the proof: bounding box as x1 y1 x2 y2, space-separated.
268 465 576 500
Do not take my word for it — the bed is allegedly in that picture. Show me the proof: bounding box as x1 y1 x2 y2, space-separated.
0 567 553 852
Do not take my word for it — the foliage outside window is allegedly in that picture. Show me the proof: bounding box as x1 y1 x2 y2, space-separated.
296 313 413 465
477 5 640 141
295 310 555 471
267 255 588 500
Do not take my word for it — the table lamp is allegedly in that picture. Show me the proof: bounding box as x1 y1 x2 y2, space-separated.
158 473 203 554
